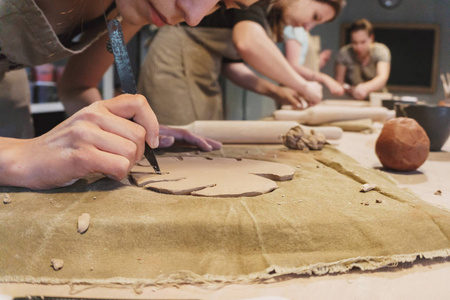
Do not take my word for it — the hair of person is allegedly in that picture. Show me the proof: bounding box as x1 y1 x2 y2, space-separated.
349 18 374 36
267 0 346 42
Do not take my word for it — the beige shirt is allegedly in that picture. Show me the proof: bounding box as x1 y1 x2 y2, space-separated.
335 42 391 87
0 0 112 138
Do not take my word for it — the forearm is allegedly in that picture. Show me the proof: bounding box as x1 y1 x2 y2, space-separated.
316 72 336 85
57 23 140 116
59 86 103 116
222 63 280 98
237 76 281 99
334 63 346 85
359 61 390 92
290 63 316 81
0 137 30 187
233 22 308 93
359 75 388 92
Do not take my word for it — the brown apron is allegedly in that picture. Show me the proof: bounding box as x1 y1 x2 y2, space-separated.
303 34 321 73
0 0 111 138
138 25 241 126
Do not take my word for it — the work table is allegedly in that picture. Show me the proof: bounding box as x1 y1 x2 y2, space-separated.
1 127 449 299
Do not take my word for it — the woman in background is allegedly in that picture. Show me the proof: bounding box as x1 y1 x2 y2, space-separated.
138 0 346 126
283 25 345 96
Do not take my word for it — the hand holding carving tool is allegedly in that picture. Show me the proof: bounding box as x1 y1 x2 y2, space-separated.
107 19 161 174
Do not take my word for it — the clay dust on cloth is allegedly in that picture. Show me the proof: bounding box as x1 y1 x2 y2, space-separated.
1 145 450 290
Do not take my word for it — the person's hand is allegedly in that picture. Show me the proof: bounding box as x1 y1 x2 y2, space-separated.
323 77 345 97
352 83 370 100
272 86 305 109
4 94 159 190
159 125 222 152
319 49 332 69
301 81 323 107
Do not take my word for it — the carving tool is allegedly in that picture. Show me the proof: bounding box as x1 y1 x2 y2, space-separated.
107 19 161 174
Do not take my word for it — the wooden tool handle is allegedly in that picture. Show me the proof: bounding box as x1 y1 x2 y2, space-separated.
171 121 342 143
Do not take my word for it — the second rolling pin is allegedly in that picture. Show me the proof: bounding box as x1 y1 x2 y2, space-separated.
274 106 394 125
170 120 342 144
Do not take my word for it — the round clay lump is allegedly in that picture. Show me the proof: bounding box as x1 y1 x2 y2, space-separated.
375 117 429 171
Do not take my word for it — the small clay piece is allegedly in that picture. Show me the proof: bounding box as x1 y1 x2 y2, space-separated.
360 183 378 193
282 126 326 152
3 193 11 204
51 259 64 271
376 199 383 203
375 118 430 171
434 190 442 196
361 201 369 206
77 213 91 234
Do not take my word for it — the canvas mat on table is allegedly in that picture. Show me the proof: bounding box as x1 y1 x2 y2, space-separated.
1 145 450 289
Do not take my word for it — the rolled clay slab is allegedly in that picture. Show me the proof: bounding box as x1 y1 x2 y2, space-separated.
131 157 295 197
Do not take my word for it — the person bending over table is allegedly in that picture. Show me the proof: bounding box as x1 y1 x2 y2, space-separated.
282 25 345 97
0 0 260 190
334 18 391 100
138 0 346 126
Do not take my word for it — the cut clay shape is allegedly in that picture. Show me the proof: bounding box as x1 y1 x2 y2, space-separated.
131 157 295 197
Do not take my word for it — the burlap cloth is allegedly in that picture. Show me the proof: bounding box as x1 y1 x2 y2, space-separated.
1 145 450 290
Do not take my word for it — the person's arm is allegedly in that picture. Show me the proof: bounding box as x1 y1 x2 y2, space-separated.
58 22 142 116
285 39 344 96
334 63 347 85
319 49 332 69
222 62 303 108
352 61 391 100
232 21 322 107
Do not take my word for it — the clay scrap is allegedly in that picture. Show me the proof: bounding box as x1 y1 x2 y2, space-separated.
360 183 378 193
3 193 11 204
282 126 326 152
77 213 90 234
51 258 64 271
131 157 295 197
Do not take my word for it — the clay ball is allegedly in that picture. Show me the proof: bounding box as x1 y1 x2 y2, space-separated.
375 117 430 171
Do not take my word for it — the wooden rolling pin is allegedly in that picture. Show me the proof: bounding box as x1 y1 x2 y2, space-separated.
170 120 342 144
274 106 393 125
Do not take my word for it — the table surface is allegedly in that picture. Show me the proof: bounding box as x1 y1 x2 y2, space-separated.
1 125 449 300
